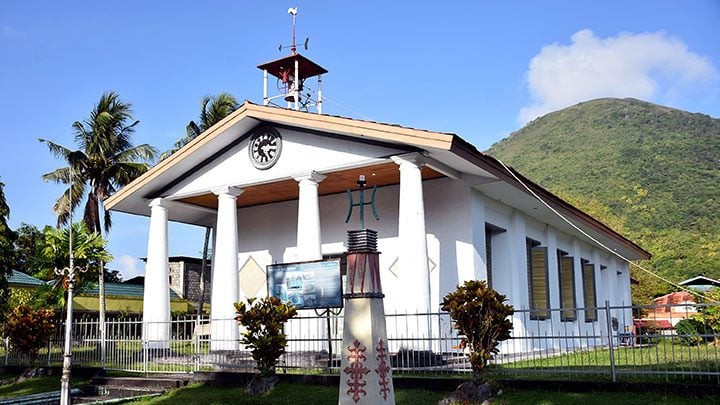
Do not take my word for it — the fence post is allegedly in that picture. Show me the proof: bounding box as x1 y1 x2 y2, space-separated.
605 300 616 382
47 337 52 367
4 337 8 366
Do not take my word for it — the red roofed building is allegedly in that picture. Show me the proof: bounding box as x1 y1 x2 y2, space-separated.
646 291 698 327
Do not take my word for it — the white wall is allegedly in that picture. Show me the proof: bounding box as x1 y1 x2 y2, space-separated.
159 123 636 351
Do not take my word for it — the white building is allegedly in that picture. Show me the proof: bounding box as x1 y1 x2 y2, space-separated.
105 100 649 351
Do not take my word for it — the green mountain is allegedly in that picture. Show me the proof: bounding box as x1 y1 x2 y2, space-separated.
488 98 720 303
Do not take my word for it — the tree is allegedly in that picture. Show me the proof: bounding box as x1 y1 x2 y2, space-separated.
0 179 16 321
160 92 239 160
441 280 514 384
235 297 296 393
39 91 156 233
693 288 720 337
39 91 155 367
13 223 49 276
40 223 112 287
3 306 56 367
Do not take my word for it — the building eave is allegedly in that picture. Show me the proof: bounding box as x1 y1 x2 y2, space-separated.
105 102 649 261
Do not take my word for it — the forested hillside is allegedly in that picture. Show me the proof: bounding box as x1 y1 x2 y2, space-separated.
488 98 720 303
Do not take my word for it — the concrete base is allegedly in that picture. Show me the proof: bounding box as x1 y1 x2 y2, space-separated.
338 298 395 405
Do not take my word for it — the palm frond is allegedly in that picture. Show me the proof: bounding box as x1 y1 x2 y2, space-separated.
113 144 157 164
39 139 73 160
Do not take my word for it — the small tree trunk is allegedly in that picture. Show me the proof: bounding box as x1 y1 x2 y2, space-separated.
196 227 211 317
99 259 106 368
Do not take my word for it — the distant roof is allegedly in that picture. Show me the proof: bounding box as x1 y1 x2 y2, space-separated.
652 291 696 306
139 256 210 264
124 276 145 285
635 319 673 330
8 270 45 286
679 276 720 287
80 282 181 300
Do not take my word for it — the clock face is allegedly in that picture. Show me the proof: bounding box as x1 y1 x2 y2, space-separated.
249 128 282 169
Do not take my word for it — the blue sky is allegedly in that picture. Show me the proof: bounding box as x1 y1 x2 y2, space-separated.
1 1 719 279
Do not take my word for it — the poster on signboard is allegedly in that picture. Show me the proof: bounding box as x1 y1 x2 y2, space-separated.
267 259 343 310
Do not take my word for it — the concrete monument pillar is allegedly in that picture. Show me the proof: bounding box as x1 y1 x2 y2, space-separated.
210 186 243 351
339 229 395 405
143 198 170 348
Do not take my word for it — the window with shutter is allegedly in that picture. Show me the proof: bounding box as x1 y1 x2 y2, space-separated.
485 227 493 289
582 260 598 322
484 223 505 290
526 239 549 320
557 250 576 321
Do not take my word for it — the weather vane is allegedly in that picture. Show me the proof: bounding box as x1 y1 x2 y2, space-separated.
345 175 380 230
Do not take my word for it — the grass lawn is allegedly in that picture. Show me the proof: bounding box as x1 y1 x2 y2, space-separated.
0 376 63 399
493 339 720 380
127 382 720 405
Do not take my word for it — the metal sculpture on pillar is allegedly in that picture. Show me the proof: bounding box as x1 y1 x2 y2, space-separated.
339 176 395 404
53 169 89 405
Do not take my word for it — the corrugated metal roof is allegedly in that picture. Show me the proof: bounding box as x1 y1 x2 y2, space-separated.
80 282 181 300
8 270 45 286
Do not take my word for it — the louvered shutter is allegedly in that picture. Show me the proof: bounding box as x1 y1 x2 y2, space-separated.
583 263 598 321
559 255 576 321
529 246 549 319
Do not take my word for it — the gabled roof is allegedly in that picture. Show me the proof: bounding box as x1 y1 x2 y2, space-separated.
8 270 45 287
105 101 650 261
679 276 720 287
79 282 181 300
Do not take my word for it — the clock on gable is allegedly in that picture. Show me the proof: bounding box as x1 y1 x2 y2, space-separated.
248 127 282 169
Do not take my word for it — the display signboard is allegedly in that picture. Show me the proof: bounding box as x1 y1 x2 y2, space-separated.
267 259 343 310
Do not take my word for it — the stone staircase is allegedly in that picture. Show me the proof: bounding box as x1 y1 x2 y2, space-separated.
73 376 189 404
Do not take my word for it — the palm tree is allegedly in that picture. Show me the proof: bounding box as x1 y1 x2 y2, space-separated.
161 92 239 316
39 91 157 367
0 179 16 320
40 92 156 232
160 92 239 160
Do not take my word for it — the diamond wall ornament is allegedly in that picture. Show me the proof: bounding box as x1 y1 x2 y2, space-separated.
388 257 436 277
388 257 400 278
239 256 265 297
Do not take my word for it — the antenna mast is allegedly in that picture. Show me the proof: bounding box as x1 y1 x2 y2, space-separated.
258 7 328 114
289 7 297 54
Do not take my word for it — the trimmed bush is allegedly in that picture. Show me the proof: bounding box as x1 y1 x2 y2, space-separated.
674 318 709 346
441 280 514 383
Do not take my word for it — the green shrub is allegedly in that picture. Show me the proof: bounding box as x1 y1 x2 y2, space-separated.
234 297 297 377
674 318 709 346
441 280 514 383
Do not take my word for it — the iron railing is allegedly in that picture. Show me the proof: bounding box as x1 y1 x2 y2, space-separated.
2 301 718 383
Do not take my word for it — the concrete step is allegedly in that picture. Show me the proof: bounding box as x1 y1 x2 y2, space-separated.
89 376 189 390
72 376 189 404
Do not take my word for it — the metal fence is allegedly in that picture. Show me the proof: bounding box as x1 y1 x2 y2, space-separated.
2 301 719 383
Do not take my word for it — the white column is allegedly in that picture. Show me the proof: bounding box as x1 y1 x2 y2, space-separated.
469 189 487 283
143 198 170 349
507 209 528 353
210 186 243 351
392 154 430 314
295 171 326 261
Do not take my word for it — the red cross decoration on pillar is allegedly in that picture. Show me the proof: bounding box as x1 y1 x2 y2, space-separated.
343 339 370 402
375 338 391 400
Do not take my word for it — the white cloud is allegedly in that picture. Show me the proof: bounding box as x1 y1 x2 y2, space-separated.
114 255 144 280
519 29 719 123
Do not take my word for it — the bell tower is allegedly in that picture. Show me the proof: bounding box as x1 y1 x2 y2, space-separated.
258 7 328 113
